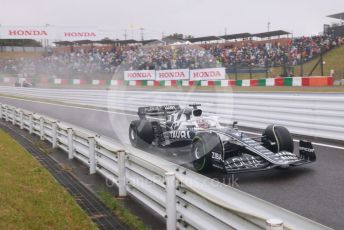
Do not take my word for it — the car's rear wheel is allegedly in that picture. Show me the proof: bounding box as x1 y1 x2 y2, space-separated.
191 139 212 173
129 120 154 148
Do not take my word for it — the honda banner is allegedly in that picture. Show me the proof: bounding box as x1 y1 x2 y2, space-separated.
56 27 100 41
155 69 189 81
0 26 53 39
190 68 226 80
124 70 156 81
0 26 100 40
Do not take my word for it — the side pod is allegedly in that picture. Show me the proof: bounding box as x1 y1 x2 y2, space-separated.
299 140 316 162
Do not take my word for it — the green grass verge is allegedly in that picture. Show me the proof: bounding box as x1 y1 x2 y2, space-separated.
232 45 344 80
98 190 150 230
293 45 344 80
224 45 344 80
0 128 98 230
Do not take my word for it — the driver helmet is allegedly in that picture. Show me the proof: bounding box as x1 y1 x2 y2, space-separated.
196 118 209 129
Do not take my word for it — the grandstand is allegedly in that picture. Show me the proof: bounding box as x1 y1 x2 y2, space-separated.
0 23 343 82
325 12 344 37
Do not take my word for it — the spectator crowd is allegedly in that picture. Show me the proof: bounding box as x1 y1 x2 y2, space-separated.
0 35 342 78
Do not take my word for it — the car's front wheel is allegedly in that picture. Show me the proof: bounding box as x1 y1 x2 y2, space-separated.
191 138 212 173
262 125 294 153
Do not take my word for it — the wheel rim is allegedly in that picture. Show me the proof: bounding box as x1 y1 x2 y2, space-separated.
130 127 136 141
193 141 206 170
194 146 201 159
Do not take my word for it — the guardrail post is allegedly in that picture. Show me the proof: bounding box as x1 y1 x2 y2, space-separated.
40 117 44 140
12 109 16 125
68 128 74 159
88 137 96 174
165 172 177 230
266 219 283 230
118 150 127 197
29 114 33 134
52 122 57 148
5 106 9 122
19 110 24 129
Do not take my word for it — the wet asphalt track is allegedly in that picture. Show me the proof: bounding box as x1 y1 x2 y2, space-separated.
0 96 343 229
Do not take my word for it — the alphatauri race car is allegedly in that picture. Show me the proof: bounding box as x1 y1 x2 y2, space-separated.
129 104 316 173
14 80 32 87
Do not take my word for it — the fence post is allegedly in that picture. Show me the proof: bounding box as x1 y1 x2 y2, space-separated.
19 110 24 129
40 117 44 140
118 150 127 197
88 137 96 174
52 122 57 148
12 109 16 125
67 128 74 159
300 43 304 76
249 66 252 79
29 114 33 134
165 172 177 230
266 219 283 230
265 59 269 78
320 46 324 76
0 104 2 119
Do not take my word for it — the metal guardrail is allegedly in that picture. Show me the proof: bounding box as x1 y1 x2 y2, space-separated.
0 86 343 141
0 103 330 230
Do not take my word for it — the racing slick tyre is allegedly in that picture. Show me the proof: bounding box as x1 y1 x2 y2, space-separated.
129 120 154 148
262 125 294 153
191 137 213 173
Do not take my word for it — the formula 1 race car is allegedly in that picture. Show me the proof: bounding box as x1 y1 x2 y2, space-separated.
129 104 316 173
14 80 32 87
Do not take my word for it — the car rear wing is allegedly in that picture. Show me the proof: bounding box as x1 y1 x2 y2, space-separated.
138 105 181 119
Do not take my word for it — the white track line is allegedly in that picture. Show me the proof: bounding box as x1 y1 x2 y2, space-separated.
0 95 137 117
242 130 344 150
1 94 343 150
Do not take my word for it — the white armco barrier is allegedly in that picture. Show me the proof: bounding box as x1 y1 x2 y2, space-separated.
0 103 331 230
0 86 343 141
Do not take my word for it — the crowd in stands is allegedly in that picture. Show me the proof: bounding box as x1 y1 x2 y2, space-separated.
0 35 342 78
